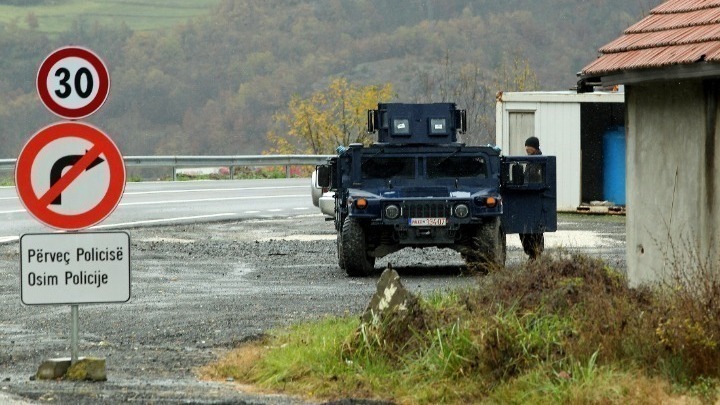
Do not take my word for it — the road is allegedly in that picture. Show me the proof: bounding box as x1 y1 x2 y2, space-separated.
0 210 626 404
0 177 627 403
0 178 314 243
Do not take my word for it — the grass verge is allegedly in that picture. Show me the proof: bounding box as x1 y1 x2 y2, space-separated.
200 251 720 403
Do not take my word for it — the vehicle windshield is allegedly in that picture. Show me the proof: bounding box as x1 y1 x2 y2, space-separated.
427 156 487 178
361 157 415 179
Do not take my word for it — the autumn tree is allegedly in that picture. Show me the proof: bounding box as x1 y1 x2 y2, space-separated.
267 78 394 154
494 51 539 93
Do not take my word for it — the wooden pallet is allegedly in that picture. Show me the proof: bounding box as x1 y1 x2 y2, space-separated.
576 205 626 215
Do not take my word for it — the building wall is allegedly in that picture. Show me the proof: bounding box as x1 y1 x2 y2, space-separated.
496 91 624 211
535 102 582 211
626 80 720 285
496 99 582 211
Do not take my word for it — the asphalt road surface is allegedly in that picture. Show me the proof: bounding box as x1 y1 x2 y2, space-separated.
0 206 625 404
0 178 313 243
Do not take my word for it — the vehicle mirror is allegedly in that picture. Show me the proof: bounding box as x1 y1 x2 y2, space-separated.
367 110 376 133
455 109 467 134
317 165 331 188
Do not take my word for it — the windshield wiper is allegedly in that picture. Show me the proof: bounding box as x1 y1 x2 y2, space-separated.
361 148 385 167
434 147 462 167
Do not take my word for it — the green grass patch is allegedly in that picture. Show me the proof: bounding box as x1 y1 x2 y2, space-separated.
201 252 720 403
0 0 220 33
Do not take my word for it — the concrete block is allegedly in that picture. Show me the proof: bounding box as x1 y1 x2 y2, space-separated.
65 357 107 381
361 266 410 324
36 358 72 380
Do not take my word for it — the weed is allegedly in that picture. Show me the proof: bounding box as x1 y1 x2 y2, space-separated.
482 305 573 380
200 251 720 403
656 232 720 380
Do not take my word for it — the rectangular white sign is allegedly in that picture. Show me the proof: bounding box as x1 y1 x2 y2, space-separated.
20 232 130 305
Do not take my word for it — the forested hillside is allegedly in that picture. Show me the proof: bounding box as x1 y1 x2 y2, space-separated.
0 0 662 157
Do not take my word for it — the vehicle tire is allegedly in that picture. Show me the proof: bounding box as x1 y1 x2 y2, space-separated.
467 218 506 270
341 217 375 277
337 232 346 270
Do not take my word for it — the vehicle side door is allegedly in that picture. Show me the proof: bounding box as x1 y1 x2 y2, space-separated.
500 156 557 234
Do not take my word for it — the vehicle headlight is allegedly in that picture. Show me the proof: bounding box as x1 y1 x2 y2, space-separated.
385 204 400 219
454 203 469 218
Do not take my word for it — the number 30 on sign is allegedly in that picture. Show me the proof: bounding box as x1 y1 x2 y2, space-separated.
36 46 110 120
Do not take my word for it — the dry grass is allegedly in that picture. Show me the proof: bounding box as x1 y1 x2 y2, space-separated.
201 250 720 403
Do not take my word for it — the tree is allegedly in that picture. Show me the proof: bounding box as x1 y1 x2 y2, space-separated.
267 78 394 154
411 54 495 145
494 51 539 93
410 51 539 146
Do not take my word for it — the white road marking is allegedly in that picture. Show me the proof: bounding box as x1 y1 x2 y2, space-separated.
0 209 26 214
123 185 307 195
507 230 623 249
0 236 19 243
118 194 307 206
2 193 310 213
89 213 237 229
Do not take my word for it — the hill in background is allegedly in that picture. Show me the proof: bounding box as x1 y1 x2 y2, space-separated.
0 0 662 157
0 0 220 33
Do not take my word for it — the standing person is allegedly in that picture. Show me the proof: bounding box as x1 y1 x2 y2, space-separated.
519 136 544 259
524 136 541 156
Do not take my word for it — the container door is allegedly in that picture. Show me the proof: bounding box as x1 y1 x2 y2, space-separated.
508 111 535 154
500 156 557 234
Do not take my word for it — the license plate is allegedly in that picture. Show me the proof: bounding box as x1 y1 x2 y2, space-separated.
409 218 447 227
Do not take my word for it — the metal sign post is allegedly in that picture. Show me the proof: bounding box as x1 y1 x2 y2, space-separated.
71 305 79 364
18 46 127 379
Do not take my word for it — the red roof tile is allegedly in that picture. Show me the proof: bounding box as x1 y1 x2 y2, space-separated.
582 0 720 76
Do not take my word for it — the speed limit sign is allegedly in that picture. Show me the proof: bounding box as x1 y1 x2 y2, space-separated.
36 46 110 120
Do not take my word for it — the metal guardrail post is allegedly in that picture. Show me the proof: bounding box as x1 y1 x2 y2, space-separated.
285 165 290 178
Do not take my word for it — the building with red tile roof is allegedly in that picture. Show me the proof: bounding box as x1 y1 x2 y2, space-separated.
579 0 720 89
578 0 720 285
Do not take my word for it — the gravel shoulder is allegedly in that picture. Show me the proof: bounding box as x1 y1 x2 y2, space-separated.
0 213 625 404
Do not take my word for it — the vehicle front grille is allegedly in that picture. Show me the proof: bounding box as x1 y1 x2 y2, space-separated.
402 202 451 218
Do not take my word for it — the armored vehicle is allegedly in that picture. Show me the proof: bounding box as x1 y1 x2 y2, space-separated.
314 103 556 276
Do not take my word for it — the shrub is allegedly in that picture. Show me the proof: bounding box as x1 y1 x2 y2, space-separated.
656 234 720 380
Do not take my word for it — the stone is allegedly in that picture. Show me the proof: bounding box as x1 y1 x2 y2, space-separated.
36 358 72 380
65 357 107 382
361 266 410 324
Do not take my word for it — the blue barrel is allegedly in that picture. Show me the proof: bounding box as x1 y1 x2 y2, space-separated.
603 127 626 205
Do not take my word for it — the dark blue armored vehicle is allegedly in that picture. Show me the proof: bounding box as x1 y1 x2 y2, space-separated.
314 103 556 276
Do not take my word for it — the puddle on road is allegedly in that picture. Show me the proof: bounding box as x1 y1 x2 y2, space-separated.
234 264 255 277
256 234 335 242
254 230 619 246
137 237 196 244
507 230 623 249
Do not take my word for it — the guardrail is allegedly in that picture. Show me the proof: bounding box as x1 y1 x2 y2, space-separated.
0 155 332 180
